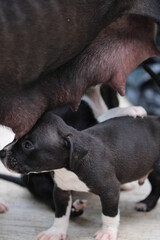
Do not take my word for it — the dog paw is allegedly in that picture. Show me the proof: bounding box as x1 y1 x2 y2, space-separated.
125 106 147 118
135 202 148 212
71 199 88 217
0 201 8 213
37 228 66 240
94 230 117 240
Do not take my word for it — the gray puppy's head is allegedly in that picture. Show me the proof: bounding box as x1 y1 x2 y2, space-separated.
0 112 88 174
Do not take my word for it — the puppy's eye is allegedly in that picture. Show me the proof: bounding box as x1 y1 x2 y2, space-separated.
22 140 33 151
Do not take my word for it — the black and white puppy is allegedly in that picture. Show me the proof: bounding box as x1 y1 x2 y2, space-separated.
2 112 159 240
0 84 145 214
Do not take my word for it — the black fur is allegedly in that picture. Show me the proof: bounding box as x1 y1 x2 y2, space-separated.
0 85 118 213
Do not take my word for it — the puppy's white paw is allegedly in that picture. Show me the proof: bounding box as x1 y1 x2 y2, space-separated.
95 229 117 240
126 106 147 118
37 227 66 240
0 201 8 213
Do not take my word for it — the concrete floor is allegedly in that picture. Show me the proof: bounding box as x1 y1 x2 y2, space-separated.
0 163 160 240
0 99 160 240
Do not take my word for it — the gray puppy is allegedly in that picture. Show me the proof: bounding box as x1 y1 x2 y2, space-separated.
1 112 160 240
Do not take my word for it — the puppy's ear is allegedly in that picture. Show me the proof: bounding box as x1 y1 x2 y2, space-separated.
65 135 88 171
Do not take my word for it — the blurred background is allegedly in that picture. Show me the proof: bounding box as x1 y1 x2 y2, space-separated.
126 27 160 116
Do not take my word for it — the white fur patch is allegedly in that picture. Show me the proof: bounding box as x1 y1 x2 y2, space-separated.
102 212 120 232
120 182 136 191
37 195 72 240
95 212 120 240
54 168 89 192
82 84 108 118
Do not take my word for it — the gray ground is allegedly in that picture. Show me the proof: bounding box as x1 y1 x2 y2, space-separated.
0 97 160 240
0 165 160 240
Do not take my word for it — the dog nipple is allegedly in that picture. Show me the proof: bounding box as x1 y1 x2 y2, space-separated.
70 101 80 112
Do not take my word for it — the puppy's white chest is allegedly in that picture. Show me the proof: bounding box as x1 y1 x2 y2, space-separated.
54 168 89 192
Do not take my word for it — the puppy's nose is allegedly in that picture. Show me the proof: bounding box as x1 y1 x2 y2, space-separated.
0 149 6 159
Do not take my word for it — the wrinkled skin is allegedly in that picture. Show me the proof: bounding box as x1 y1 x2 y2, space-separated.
0 0 160 137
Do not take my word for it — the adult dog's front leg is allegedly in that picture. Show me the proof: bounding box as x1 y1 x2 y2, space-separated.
95 182 120 240
37 186 71 240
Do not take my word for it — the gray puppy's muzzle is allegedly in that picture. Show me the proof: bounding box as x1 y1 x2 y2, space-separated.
0 140 19 172
0 149 17 170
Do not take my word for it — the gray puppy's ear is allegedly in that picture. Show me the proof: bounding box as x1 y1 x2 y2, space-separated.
65 135 88 171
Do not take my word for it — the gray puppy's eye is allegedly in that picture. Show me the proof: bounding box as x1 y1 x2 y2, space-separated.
22 140 34 151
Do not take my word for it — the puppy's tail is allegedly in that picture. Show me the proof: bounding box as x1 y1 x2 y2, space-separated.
0 173 24 187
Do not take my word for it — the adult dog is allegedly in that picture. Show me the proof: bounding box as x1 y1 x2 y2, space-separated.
0 0 159 139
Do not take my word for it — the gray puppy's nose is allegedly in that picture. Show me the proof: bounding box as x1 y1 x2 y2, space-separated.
0 149 6 159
